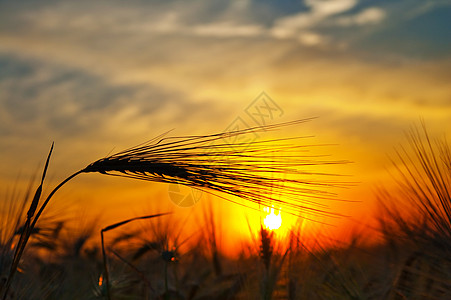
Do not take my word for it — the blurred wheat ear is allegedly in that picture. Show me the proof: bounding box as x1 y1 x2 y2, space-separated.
378 122 451 298
378 122 451 250
2 119 348 299
100 213 170 300
2 143 54 300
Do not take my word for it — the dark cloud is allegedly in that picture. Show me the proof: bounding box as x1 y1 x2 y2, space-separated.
352 3 451 58
2 0 449 59
0 54 197 139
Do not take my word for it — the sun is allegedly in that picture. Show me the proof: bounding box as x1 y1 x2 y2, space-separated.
263 206 282 230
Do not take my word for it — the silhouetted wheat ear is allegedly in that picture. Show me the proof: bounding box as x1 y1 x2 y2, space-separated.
2 119 350 299
81 119 349 218
389 251 451 300
259 227 273 271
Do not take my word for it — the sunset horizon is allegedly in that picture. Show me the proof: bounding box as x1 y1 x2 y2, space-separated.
1 0 450 298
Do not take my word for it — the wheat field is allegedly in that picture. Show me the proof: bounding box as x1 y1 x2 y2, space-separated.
1 122 450 300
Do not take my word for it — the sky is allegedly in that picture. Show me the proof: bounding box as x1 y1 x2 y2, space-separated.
1 0 451 251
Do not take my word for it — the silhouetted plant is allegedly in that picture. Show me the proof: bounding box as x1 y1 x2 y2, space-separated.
378 123 451 299
379 123 451 252
1 120 347 298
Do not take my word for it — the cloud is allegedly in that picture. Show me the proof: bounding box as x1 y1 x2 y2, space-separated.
1 2 450 137
0 54 216 144
6 0 444 55
298 31 328 46
269 0 358 46
125 11 181 34
306 0 357 17
335 7 386 26
403 0 451 20
191 22 263 37
272 0 358 31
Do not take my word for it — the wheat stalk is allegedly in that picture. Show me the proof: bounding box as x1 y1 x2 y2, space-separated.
100 213 170 299
2 119 347 298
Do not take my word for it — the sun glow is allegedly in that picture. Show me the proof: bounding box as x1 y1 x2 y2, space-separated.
263 206 282 230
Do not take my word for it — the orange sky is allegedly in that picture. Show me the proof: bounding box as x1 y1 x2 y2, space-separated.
1 0 450 254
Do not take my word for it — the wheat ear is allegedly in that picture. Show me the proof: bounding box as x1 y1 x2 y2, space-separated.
3 119 346 298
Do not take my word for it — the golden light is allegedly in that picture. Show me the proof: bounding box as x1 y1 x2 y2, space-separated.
263 206 282 230
98 274 103 287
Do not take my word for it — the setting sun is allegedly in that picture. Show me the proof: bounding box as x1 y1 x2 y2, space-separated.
263 206 282 230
